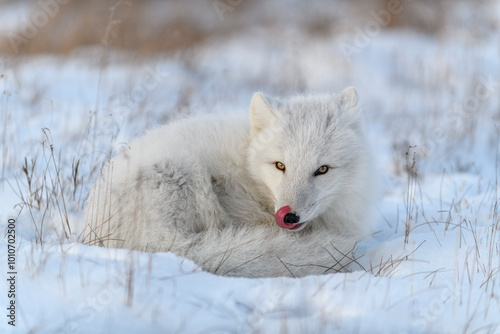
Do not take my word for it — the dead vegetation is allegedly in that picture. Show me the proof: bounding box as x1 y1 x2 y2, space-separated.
0 0 214 55
11 128 78 245
0 0 482 56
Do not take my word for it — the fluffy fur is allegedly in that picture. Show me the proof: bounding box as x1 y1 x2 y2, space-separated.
83 87 376 278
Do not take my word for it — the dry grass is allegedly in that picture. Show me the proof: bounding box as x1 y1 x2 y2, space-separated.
0 0 470 56
0 0 213 55
11 128 80 245
404 145 418 246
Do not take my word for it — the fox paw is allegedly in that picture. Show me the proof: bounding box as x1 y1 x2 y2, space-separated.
152 163 188 188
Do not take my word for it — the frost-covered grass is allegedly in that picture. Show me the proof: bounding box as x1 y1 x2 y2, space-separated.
1 1 500 333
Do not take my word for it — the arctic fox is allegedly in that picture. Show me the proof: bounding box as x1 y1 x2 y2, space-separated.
83 87 375 278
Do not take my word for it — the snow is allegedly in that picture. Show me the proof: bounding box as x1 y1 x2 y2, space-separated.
1 1 500 333
0 2 32 34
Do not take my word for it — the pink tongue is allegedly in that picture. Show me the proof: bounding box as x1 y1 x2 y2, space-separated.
274 206 301 229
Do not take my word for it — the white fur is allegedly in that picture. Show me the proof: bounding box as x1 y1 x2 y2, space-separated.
83 87 376 278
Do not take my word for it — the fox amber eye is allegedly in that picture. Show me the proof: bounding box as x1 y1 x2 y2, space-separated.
275 161 286 172
314 165 329 176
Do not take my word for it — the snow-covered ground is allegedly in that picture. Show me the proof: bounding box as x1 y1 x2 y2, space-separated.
1 1 499 333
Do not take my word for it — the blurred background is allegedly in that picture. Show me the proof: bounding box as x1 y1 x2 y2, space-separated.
0 0 495 55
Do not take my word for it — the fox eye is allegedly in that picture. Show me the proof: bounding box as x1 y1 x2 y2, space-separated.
275 161 285 172
314 165 329 176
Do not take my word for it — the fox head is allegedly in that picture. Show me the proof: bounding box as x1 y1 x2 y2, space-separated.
247 87 371 233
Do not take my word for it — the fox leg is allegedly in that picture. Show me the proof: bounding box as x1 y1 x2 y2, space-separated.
84 154 227 253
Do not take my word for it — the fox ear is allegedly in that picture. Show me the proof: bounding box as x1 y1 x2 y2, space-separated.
250 93 277 137
337 87 359 116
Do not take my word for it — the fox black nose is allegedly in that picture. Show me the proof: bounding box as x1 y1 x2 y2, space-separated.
284 212 300 225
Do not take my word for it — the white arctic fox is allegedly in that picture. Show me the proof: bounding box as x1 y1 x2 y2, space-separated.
83 87 376 278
